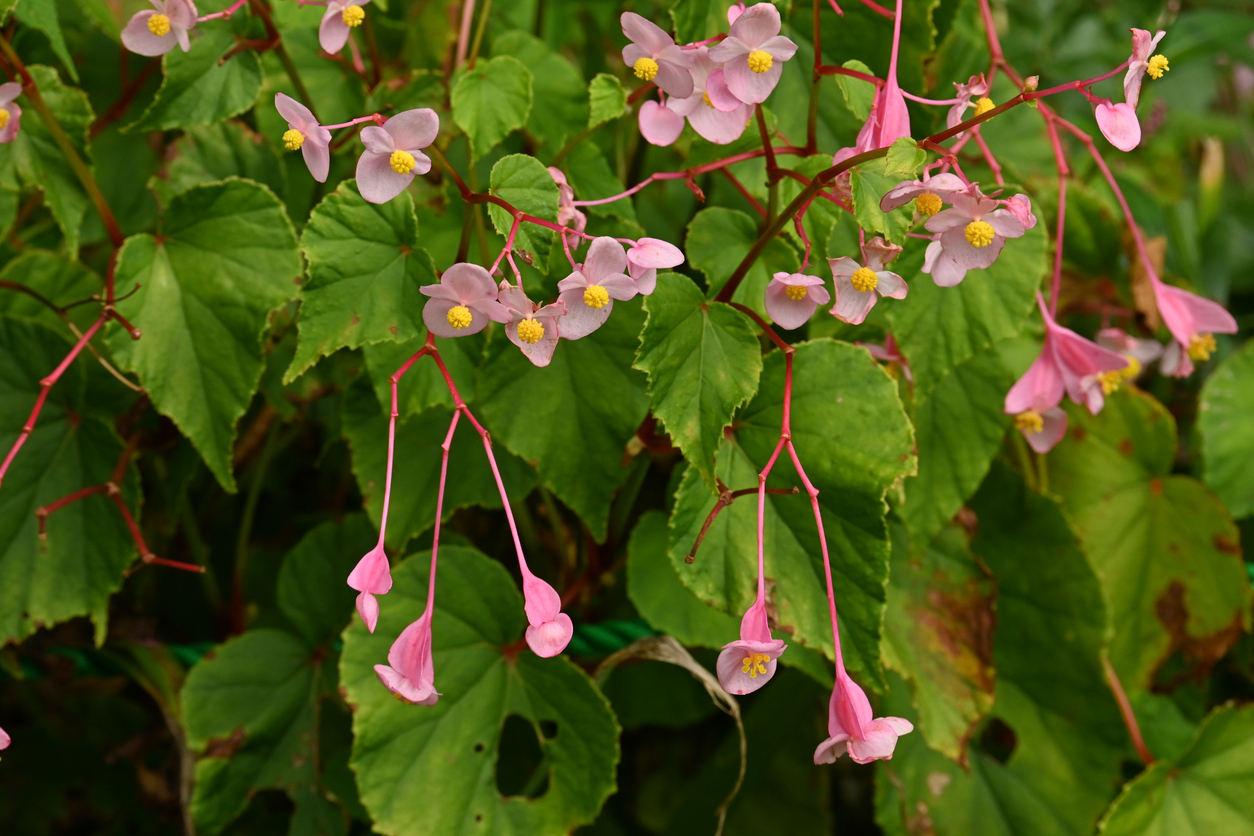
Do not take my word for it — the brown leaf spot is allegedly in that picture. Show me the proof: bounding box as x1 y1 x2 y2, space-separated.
1154 581 1246 685
1149 478 1163 495
1214 535 1240 556
1119 439 1134 456
351 312 361 325
1129 234 1166 330
203 727 246 759
1071 425 1087 441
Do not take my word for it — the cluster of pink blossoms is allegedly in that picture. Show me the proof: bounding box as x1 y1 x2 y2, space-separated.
624 3 797 146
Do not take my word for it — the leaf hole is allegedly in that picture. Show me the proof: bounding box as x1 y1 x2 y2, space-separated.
494 714 551 800
474 742 485 753
979 717 1017 764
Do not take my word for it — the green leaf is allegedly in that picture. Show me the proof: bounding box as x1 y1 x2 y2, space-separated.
635 272 762 491
882 523 994 764
491 32 587 149
877 463 1126 835
11 65 94 257
850 165 912 245
685 206 799 317
1048 387 1252 690
563 142 635 222
126 29 265 133
287 182 437 382
1099 703 1254 835
587 73 627 129
899 345 1012 542
835 59 876 121
0 250 100 333
885 221 1048 397
340 376 536 551
669 0 725 44
149 121 286 210
106 179 302 492
182 630 343 834
276 514 377 648
340 545 620 835
451 55 533 159
1198 338 1254 517
486 154 559 276
883 137 926 178
669 340 915 687
15 0 78 81
476 300 649 540
0 317 138 645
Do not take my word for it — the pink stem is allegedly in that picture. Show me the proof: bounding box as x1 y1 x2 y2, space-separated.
1043 114 1070 316
680 35 727 49
424 410 460 618
855 0 895 19
788 439 845 670
0 315 105 490
887 0 903 84
490 214 523 278
456 0 476 66
197 0 249 22
971 130 1004 184
827 0 845 15
374 342 436 549
347 32 367 75
322 113 386 130
901 91 961 105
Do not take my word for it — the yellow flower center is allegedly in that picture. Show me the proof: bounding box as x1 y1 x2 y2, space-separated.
1120 355 1142 380
741 653 770 678
965 220 995 247
915 192 943 216
785 284 809 301
703 91 714 108
747 50 773 74
850 266 878 293
517 318 545 344
148 13 171 37
0 110 9 131
342 5 365 26
1098 370 1122 395
1147 55 1169 80
282 129 305 151
583 285 610 309
973 96 996 118
1015 410 1044 434
1188 333 1216 361
633 57 659 82
390 150 417 174
446 305 473 330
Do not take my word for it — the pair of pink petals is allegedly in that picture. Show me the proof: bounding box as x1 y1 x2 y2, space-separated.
121 0 197 56
814 669 913 765
716 599 787 695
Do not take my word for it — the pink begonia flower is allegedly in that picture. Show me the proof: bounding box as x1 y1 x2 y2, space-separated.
419 262 511 338
829 236 907 325
667 48 754 145
1151 278 1237 378
638 99 685 146
548 167 588 250
557 237 638 340
947 73 991 129
275 93 332 183
621 13 694 98
858 333 913 383
374 610 440 705
814 667 913 765
0 725 9 749
626 238 684 296
852 72 911 152
0 82 21 145
320 0 371 54
498 285 566 367
1124 29 1168 109
1004 294 1129 452
707 3 798 105
356 109 438 204
1095 99 1142 152
347 543 392 633
879 172 966 216
728 2 747 25
922 188 1030 287
1096 327 1163 379
765 272 830 330
522 572 573 657
716 599 787 695
121 0 197 56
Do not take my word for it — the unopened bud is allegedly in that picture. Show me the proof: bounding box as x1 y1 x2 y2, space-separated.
1023 76 1039 92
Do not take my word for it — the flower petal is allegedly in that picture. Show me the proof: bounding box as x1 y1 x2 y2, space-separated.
356 150 413 204
360 124 395 154
1095 101 1141 152
302 139 331 183
621 12 673 55
384 108 439 151
526 614 574 658
638 101 685 146
654 57 695 99
728 1 782 48
557 288 613 339
722 58 783 104
319 7 351 53
583 236 629 283
122 11 178 56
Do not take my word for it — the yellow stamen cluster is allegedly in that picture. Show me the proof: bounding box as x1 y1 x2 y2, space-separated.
1147 55 1169 80
1188 333 1216 361
1120 355 1143 380
741 653 770 678
1098 370 1123 395
703 91 715 108
850 266 878 293
915 192 943 216
390 150 417 174
964 220 995 248
583 285 610 309
1015 410 1044 435
633 57 659 81
342 5 365 26
148 13 171 37
973 96 996 118
0 110 9 132
282 129 305 151
747 50 773 74
785 284 809 301
446 305 473 330
517 318 545 344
